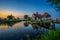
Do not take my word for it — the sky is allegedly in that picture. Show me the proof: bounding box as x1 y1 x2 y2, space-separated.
0 0 60 18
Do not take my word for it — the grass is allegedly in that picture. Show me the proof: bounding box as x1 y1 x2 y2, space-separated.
26 20 60 24
26 29 60 40
0 19 22 24
25 20 60 40
41 29 60 40
26 20 51 25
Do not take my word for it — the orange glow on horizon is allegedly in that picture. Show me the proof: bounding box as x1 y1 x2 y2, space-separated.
0 13 24 18
0 10 24 18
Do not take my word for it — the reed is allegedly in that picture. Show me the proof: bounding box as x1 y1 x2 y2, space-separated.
26 29 60 40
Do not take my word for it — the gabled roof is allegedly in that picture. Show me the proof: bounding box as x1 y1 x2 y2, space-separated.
42 12 51 18
32 12 42 18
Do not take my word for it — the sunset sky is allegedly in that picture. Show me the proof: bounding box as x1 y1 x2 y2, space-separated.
0 0 60 18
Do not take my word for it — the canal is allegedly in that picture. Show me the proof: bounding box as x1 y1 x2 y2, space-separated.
0 21 60 40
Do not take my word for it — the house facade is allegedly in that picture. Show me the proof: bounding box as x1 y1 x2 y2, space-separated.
32 12 51 20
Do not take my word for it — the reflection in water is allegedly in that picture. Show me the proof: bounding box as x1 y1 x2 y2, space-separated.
0 21 58 40
24 22 56 30
23 22 49 40
0 22 48 40
6 22 15 27
24 22 29 27
0 22 17 27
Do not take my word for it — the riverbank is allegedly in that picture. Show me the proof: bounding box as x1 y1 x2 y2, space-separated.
26 20 60 24
0 19 22 24
26 28 60 40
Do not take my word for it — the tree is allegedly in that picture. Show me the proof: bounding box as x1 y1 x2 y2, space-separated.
24 15 29 20
47 0 60 11
7 14 14 20
0 18 2 21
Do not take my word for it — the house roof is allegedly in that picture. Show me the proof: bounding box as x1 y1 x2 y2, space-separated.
32 12 42 18
42 12 51 18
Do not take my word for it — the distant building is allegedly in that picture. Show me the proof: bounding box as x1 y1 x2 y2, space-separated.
31 12 51 20
42 12 51 18
32 12 42 20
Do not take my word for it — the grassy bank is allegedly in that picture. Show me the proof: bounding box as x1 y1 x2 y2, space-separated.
26 29 60 40
27 20 60 24
41 29 60 40
0 20 22 24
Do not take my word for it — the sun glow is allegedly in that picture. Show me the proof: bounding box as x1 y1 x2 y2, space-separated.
0 10 24 18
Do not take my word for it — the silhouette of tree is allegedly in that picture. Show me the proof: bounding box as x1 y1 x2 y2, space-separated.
24 15 29 20
47 0 60 11
17 17 20 20
28 17 31 20
7 14 14 20
4 18 7 20
0 18 1 21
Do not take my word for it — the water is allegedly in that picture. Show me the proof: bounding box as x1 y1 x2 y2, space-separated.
55 24 60 28
0 21 60 40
